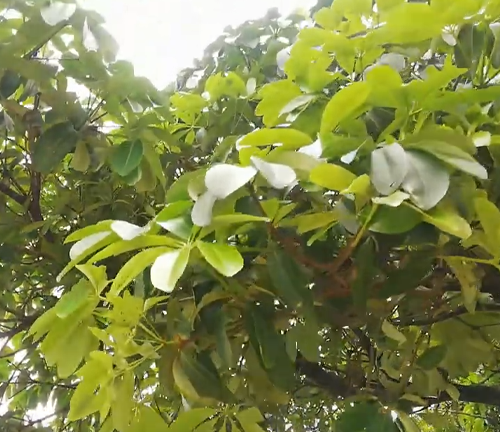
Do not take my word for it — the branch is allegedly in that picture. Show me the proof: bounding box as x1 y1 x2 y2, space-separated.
296 356 500 408
395 303 500 327
0 182 26 206
295 354 351 398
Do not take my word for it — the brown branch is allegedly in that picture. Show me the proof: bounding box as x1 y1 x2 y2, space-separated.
0 182 26 206
395 303 500 327
297 355 500 408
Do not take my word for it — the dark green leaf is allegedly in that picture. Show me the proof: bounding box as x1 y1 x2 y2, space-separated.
32 121 79 173
109 139 144 176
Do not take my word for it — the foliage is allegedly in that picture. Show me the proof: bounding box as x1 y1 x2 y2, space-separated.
3 0 500 431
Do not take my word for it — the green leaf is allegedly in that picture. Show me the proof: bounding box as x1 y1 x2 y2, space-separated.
454 24 485 77
54 280 92 319
197 242 244 277
351 238 378 310
403 126 477 155
210 213 269 226
289 322 321 363
156 201 194 239
56 320 97 378
320 82 370 135
409 141 487 180
365 65 404 108
256 79 303 126
281 212 338 234
445 257 479 313
279 94 316 116
336 402 398 432
369 205 422 234
245 304 295 390
401 151 450 210
76 264 108 293
420 204 472 239
239 128 312 149
309 163 357 191
32 121 79 173
0 70 22 99
150 247 191 293
112 371 135 432
173 352 231 402
370 2 445 45
237 407 266 432
110 246 174 296
372 191 410 207
370 143 408 195
88 235 183 264
490 22 500 68
128 405 167 432
417 345 447 370
71 141 90 172
58 231 117 282
169 408 217 432
109 139 144 176
68 353 113 421
474 197 500 254
381 320 406 345
267 246 312 310
64 221 114 244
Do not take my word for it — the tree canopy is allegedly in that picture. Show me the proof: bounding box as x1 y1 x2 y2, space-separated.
2 0 500 431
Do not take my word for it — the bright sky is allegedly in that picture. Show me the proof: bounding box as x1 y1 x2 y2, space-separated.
82 0 314 89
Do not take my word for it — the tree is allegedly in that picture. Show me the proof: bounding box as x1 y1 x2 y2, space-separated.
2 0 500 430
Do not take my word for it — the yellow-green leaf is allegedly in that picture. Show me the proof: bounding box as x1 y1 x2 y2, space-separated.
310 163 357 191
239 128 313 149
320 82 370 135
110 247 173 296
197 241 244 277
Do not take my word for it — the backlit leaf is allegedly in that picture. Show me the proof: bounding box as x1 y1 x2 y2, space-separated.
310 163 357 191
197 242 244 277
320 82 370 135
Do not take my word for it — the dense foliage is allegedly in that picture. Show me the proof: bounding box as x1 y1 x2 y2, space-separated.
3 0 500 431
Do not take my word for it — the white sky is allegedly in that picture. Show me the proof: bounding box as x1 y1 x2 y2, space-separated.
82 0 314 88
